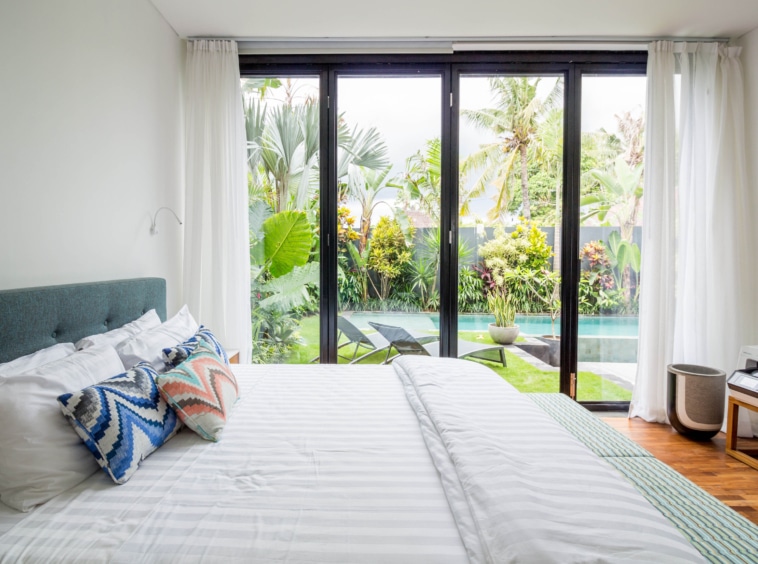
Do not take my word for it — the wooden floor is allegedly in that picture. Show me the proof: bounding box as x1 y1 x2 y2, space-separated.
601 415 758 525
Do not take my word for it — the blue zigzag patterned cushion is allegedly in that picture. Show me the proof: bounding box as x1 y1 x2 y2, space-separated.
162 325 229 368
58 362 181 484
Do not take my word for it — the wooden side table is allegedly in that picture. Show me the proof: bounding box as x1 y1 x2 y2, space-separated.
725 396 758 470
226 349 240 364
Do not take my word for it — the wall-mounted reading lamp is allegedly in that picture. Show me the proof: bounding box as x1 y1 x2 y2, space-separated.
150 207 183 235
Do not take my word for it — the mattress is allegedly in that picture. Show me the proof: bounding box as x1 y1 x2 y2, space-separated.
0 360 705 563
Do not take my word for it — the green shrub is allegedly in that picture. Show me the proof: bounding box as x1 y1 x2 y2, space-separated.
578 240 624 315
458 267 487 313
250 307 302 363
367 217 413 300
479 218 552 288
475 210 555 306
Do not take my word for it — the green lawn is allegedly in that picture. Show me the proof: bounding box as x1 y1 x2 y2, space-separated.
285 315 632 401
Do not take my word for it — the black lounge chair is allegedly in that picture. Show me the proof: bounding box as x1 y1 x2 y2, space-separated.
368 321 507 367
312 316 437 364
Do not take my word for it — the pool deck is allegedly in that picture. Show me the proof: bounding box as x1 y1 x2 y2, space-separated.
508 343 636 392
577 361 636 391
344 311 637 392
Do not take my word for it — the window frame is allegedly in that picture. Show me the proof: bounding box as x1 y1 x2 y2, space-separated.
240 51 647 408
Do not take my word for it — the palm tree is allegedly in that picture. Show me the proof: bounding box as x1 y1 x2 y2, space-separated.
347 165 395 252
398 138 478 224
244 98 319 213
461 76 563 221
245 98 388 214
337 119 389 180
532 107 564 272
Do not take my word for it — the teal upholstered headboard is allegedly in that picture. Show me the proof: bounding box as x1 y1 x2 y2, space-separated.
0 278 166 364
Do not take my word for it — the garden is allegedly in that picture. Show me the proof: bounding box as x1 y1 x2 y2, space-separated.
243 76 644 401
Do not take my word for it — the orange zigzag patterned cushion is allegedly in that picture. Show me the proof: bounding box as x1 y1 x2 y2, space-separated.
155 339 239 441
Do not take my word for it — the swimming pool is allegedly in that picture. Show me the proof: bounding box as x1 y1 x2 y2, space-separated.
346 312 638 337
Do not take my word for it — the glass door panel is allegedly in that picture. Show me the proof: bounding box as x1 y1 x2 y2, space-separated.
576 75 647 401
336 75 441 364
458 75 563 392
242 77 321 364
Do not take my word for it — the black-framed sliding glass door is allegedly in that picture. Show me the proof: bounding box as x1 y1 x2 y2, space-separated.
240 53 647 408
335 73 444 363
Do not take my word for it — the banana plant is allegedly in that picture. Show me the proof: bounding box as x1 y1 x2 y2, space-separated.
605 230 641 312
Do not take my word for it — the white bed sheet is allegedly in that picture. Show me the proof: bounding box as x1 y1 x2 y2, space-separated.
0 365 468 563
0 505 25 538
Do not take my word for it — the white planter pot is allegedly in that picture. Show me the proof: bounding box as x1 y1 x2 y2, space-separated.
488 323 520 345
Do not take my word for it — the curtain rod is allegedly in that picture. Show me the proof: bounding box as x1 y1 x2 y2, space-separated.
189 36 729 54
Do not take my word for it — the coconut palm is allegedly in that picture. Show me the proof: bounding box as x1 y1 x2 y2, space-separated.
461 76 563 221
531 107 564 272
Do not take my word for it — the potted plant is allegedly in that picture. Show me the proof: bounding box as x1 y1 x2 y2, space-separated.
487 287 520 345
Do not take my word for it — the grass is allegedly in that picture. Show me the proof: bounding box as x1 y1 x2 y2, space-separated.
285 314 632 401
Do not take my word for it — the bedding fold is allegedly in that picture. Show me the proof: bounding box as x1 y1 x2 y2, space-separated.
393 356 705 564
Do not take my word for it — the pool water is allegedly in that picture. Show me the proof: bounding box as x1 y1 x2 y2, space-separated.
346 312 638 337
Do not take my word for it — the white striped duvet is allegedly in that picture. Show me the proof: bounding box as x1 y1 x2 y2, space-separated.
394 356 705 563
0 365 467 563
0 360 705 563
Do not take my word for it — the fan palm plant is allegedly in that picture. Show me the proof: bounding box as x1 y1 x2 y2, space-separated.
347 165 395 252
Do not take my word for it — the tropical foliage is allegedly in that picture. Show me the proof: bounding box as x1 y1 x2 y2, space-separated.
243 76 645 364
488 287 517 328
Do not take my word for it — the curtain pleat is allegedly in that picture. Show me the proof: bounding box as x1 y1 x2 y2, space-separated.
183 40 252 362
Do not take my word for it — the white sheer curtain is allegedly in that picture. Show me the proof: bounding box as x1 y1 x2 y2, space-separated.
631 42 755 435
629 42 678 423
183 40 251 362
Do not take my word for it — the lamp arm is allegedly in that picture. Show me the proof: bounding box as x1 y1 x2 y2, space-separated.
150 207 183 235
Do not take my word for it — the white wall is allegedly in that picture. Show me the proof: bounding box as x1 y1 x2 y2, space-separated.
0 0 185 313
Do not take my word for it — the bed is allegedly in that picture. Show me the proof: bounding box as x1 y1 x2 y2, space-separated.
0 278 756 563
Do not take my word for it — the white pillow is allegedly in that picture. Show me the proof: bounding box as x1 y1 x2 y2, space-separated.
0 343 76 377
75 309 161 350
0 345 125 512
116 305 198 371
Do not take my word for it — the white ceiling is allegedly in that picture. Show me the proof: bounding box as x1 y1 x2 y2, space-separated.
149 0 758 42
